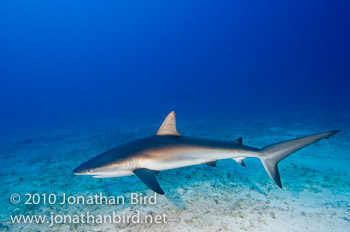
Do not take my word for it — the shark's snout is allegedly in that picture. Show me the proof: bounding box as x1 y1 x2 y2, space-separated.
73 166 88 175
73 162 95 175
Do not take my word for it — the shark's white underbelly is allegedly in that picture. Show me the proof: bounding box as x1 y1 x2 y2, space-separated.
93 150 256 178
139 150 233 171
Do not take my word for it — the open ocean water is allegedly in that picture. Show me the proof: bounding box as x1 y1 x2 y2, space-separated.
0 0 349 231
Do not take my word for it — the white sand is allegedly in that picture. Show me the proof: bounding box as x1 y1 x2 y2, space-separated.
0 116 349 231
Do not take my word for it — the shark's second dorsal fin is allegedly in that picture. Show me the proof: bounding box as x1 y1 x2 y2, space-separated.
234 137 243 146
156 111 181 136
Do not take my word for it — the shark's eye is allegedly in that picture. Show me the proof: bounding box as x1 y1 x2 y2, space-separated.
88 169 92 173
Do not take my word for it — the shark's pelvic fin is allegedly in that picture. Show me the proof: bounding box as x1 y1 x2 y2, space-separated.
259 130 340 188
204 161 217 167
133 168 164 195
156 111 181 136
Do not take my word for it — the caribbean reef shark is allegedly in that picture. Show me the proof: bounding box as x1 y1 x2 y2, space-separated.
73 111 339 195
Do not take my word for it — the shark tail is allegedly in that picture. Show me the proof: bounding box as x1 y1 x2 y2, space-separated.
259 130 340 188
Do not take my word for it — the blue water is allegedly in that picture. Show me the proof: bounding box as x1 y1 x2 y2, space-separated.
0 0 349 231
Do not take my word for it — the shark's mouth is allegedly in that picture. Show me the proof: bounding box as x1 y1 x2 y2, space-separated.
93 175 112 178
73 172 91 176
92 172 134 178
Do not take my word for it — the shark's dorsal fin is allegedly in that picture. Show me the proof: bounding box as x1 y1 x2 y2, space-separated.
156 111 181 136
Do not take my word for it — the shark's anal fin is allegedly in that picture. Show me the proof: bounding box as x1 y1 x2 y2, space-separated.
233 157 246 167
133 168 164 195
204 161 217 167
156 111 181 136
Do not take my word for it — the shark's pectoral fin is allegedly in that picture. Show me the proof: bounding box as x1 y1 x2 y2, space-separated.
204 161 217 167
133 168 164 195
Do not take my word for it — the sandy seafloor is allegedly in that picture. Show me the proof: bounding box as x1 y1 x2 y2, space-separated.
0 113 349 232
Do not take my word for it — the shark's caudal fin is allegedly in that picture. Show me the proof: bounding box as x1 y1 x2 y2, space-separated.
259 130 340 188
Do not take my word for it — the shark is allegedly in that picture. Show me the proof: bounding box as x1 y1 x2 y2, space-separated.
73 111 339 195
